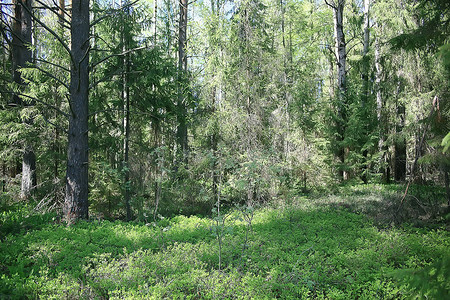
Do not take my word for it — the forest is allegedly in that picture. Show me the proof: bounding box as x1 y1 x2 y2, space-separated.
0 0 449 298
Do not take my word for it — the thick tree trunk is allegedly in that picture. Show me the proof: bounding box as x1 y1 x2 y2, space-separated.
11 0 32 105
64 0 90 223
394 104 406 181
12 1 36 199
327 0 348 180
177 0 188 163
21 148 36 197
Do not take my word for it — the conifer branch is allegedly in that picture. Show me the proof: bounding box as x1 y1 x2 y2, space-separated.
35 58 70 73
21 3 74 65
0 90 70 118
90 46 147 69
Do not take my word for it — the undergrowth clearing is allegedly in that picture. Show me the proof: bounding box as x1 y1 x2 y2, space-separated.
1 185 449 299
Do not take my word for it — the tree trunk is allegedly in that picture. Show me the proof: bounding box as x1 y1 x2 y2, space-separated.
444 169 450 207
327 0 348 180
123 53 131 220
177 0 188 163
11 0 32 106
64 0 90 223
374 33 389 183
211 87 218 202
2 162 6 192
360 0 370 184
154 0 158 44
120 0 132 221
12 1 36 199
394 104 406 181
21 148 36 198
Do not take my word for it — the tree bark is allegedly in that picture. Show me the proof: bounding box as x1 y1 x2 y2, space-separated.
394 104 406 181
360 0 370 184
374 32 389 183
177 0 188 163
11 0 32 105
326 0 348 180
120 0 132 221
64 0 90 223
12 1 36 199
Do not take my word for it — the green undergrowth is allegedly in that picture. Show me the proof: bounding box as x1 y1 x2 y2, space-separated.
1 188 449 299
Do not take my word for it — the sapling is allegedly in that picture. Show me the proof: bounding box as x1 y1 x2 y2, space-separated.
237 202 254 268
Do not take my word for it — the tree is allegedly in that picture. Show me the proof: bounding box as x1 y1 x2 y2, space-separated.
10 0 36 199
64 0 90 222
325 0 348 180
176 0 189 162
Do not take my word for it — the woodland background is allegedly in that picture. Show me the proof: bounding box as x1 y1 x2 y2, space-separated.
0 0 449 298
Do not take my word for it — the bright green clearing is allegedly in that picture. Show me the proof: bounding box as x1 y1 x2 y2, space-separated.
1 185 449 299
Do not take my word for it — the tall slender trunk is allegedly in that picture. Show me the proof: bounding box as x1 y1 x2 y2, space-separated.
54 0 65 199
362 0 370 103
154 0 158 43
327 0 348 180
394 103 406 181
120 0 132 221
153 116 162 220
360 0 370 184
211 87 218 201
2 163 6 192
375 34 389 183
176 0 188 163
123 53 131 220
12 1 36 199
64 0 90 223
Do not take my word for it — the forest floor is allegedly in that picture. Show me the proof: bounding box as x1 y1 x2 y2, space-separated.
1 184 449 299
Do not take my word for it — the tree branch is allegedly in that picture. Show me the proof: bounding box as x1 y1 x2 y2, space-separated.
324 0 336 9
35 58 70 73
31 66 69 90
34 0 71 25
21 3 74 64
90 46 147 69
41 114 68 134
0 90 69 118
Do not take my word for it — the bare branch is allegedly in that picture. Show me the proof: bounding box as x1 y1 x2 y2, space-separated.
21 3 74 64
31 65 69 90
324 0 336 9
42 114 69 134
91 0 140 27
0 90 70 118
90 14 112 27
89 71 122 89
90 46 147 69
35 58 70 73
89 107 161 119
34 0 71 25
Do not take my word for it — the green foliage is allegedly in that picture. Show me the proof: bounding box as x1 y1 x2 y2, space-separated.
442 132 450 153
1 188 449 299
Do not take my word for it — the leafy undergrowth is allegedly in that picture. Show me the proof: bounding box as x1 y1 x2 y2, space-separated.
1 186 449 299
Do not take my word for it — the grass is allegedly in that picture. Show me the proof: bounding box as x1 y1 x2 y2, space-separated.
1 184 449 299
